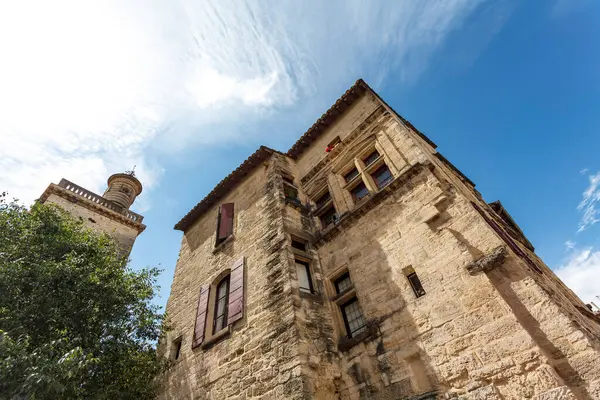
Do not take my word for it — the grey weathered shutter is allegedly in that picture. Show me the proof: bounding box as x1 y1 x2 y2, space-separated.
192 285 210 348
227 256 245 325
217 203 234 241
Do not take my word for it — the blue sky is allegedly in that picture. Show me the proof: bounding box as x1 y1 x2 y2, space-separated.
1 0 599 308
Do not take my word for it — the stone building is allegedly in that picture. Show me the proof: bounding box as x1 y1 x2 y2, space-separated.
39 172 145 255
159 80 600 399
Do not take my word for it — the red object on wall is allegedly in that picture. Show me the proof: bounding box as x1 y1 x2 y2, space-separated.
325 146 332 153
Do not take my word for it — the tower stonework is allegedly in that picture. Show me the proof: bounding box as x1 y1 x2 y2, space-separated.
160 80 600 399
39 172 145 256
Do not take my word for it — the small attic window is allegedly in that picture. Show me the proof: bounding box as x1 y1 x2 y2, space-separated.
326 136 341 152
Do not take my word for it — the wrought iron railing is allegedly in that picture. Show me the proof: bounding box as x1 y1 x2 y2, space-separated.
57 179 144 223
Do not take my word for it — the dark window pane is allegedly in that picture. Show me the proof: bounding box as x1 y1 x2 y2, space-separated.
344 168 359 183
407 272 426 298
351 182 369 202
291 239 306 251
334 273 352 294
363 150 380 167
319 206 338 228
284 184 298 200
214 276 230 333
315 191 332 209
371 165 393 189
296 261 313 293
283 176 295 185
342 298 367 337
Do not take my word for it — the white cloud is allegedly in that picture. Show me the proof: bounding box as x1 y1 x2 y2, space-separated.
577 171 600 232
555 247 600 304
0 0 500 208
565 240 576 251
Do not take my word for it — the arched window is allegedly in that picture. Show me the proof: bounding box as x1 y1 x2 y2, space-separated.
213 275 230 334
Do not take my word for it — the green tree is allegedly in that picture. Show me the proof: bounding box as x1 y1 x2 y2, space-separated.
0 194 169 399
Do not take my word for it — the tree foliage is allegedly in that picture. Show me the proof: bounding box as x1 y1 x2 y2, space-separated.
0 194 168 399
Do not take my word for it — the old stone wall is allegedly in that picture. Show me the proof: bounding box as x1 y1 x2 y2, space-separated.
160 154 312 399
44 193 139 254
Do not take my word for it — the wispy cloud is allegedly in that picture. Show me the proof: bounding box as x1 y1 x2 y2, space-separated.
555 246 600 303
577 171 600 232
0 0 500 207
565 240 576 251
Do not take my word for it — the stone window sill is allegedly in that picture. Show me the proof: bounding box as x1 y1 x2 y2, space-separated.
212 235 235 254
337 328 374 352
299 291 322 302
201 325 232 350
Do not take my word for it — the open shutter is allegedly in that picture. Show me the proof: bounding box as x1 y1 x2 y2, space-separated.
217 203 234 241
192 285 210 348
227 256 245 325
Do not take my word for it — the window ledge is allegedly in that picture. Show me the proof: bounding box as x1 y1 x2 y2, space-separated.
212 235 235 254
201 325 232 350
337 325 376 352
299 291 322 302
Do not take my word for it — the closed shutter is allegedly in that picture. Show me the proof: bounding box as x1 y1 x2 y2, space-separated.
192 285 210 348
472 202 541 273
217 203 234 242
227 256 245 325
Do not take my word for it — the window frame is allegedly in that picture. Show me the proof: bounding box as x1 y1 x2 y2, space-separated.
170 335 183 361
362 150 381 167
318 204 338 228
334 272 353 294
295 259 314 294
213 275 230 334
344 167 360 184
406 272 426 298
341 297 367 338
370 163 393 189
350 181 369 202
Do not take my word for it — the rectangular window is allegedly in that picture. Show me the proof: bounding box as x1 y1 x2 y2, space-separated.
284 184 299 201
171 336 183 361
363 150 380 167
216 203 234 245
291 238 307 251
334 272 352 294
351 182 369 202
319 205 338 228
407 272 426 298
296 260 313 294
341 298 367 338
344 168 359 183
371 164 393 189
213 276 230 333
315 191 332 209
283 176 295 185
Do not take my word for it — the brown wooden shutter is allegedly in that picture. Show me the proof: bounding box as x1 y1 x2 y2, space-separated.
192 285 210 348
227 256 245 326
471 202 541 273
217 203 234 241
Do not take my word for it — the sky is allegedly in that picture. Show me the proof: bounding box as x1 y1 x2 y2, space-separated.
1 0 599 309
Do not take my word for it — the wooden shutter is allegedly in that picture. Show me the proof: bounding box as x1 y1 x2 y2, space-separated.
192 285 210 348
227 256 245 326
217 203 234 241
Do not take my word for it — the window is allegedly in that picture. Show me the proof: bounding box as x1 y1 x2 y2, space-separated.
406 271 426 298
213 276 230 334
319 205 338 228
363 150 380 167
351 182 369 202
334 272 353 294
216 203 234 245
344 168 359 183
371 164 393 189
284 184 299 201
315 191 332 209
296 260 313 294
291 238 307 251
326 136 341 152
341 298 367 338
170 336 183 361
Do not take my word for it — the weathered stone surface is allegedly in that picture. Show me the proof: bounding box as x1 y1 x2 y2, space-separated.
159 82 600 399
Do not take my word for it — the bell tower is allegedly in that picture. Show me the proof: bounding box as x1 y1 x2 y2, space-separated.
39 170 146 256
